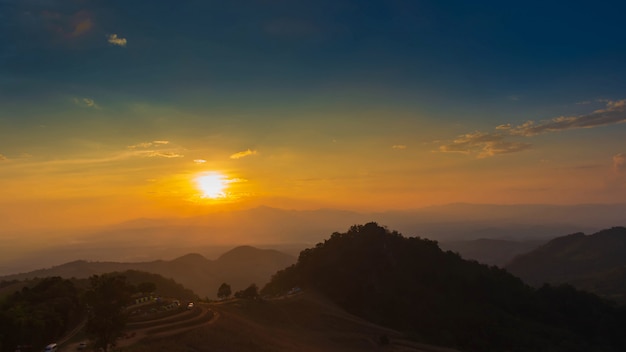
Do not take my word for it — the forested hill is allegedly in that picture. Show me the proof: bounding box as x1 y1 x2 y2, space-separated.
263 223 626 352
506 226 626 303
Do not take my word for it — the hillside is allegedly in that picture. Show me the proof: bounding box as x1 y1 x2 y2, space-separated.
125 291 458 352
0 246 296 299
506 226 626 302
263 223 626 352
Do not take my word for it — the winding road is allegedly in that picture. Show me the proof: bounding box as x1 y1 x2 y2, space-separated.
60 303 219 351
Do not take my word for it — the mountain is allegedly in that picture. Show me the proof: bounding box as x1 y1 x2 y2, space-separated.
440 238 547 266
5 203 625 275
263 223 626 352
506 226 626 303
0 246 296 299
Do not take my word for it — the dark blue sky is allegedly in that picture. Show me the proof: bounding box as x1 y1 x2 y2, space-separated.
3 0 626 108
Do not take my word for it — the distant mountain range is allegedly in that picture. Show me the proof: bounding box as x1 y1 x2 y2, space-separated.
5 203 625 275
439 238 548 266
506 226 626 303
0 246 296 299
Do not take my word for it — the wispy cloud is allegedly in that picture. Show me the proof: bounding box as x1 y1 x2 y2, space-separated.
440 99 626 158
495 124 511 130
230 149 258 159
194 159 207 164
478 141 532 158
73 97 100 109
143 151 183 158
392 145 407 150
128 141 170 149
127 140 183 158
510 99 626 136
439 132 531 158
1 142 187 175
107 34 127 47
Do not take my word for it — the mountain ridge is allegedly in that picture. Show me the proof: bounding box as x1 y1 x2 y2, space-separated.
0 246 296 299
506 226 626 302
6 203 623 275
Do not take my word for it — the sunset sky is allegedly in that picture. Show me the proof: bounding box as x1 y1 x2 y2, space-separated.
2 0 626 232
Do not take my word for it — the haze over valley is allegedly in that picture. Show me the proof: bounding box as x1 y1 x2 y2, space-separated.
3 202 625 275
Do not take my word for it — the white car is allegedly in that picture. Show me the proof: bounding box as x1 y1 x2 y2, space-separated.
44 343 57 352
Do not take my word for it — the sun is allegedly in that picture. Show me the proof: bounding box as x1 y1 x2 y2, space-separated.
194 172 230 199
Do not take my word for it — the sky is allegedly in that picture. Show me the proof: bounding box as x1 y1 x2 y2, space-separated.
1 0 626 232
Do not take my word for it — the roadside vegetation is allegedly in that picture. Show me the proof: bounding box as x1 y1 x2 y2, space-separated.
0 271 197 352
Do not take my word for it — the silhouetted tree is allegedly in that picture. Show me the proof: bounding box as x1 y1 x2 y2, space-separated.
234 284 259 299
217 283 232 299
0 277 80 351
84 274 134 352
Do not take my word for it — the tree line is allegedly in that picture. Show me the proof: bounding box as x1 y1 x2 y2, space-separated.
0 271 190 352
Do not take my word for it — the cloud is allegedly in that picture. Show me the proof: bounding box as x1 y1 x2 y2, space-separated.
439 131 532 158
126 141 183 158
439 131 501 154
495 124 511 130
107 34 127 47
127 141 171 149
439 99 626 158
73 97 100 109
0 153 7 161
614 153 626 174
510 99 626 136
1 142 187 175
392 145 407 150
477 141 532 158
128 142 153 149
143 151 183 158
194 159 207 164
230 149 258 159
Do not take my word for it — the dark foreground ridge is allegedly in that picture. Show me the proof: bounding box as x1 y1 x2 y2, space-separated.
263 222 626 352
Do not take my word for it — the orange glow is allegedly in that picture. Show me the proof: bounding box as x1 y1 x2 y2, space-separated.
194 172 231 199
